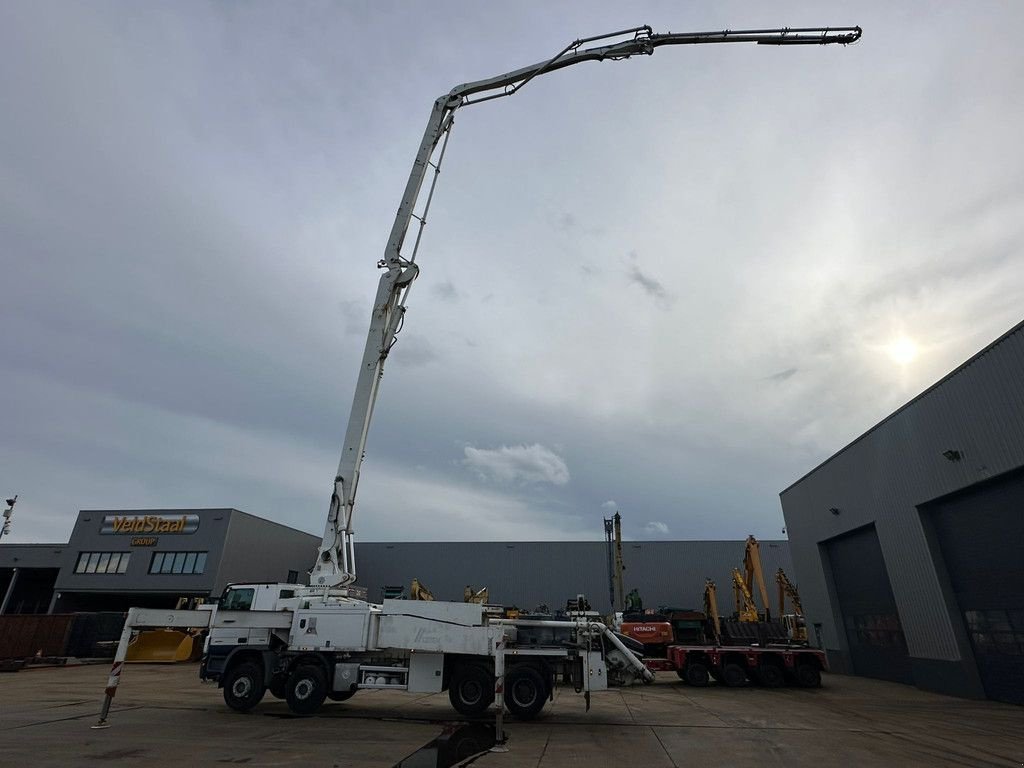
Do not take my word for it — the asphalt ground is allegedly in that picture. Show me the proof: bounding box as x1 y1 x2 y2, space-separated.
0 663 1021 767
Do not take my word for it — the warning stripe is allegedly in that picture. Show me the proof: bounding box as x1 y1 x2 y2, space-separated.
104 661 124 697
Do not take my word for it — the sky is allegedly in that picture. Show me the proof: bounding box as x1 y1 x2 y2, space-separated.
2 2 1023 545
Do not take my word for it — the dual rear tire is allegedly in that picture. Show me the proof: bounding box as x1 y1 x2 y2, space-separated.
676 660 710 687
449 664 494 716
448 663 548 720
794 662 821 688
505 666 547 720
756 661 786 688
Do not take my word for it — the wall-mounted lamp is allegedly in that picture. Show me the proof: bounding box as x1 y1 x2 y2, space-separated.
828 507 841 516
942 449 963 462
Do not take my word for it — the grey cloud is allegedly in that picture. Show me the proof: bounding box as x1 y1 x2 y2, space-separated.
463 444 570 486
388 334 439 368
766 368 798 382
431 281 460 302
626 264 668 300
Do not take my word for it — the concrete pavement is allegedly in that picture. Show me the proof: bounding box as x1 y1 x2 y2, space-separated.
0 664 1020 767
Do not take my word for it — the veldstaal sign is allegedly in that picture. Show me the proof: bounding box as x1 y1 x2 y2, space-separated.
100 514 200 535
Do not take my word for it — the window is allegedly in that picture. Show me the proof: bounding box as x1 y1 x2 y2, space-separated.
287 570 299 583
965 609 1024 657
149 551 207 575
74 552 130 574
221 587 254 611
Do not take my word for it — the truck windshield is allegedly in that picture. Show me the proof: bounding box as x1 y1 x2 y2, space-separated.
222 588 254 611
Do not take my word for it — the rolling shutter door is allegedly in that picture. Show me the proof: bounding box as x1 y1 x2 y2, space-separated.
826 525 913 684
927 469 1024 705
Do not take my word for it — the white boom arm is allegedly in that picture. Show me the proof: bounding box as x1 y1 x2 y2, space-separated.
310 24 861 588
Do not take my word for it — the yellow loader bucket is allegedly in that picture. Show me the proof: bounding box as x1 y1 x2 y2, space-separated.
125 629 197 663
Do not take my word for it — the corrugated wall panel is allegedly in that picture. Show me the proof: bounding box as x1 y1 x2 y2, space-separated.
782 321 1024 666
355 540 792 615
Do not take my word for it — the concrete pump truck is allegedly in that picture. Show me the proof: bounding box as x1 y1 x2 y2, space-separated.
94 23 860 727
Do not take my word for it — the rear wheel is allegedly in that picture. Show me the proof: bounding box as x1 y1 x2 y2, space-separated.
721 662 747 687
505 666 547 720
757 661 786 688
684 661 710 687
286 665 328 716
223 662 265 712
794 663 821 688
449 664 493 716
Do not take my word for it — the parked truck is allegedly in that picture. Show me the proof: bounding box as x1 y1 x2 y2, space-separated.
95 23 859 727
623 578 827 688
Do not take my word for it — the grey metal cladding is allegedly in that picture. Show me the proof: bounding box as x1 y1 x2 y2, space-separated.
781 321 1024 662
213 510 319 593
354 540 793 613
0 544 70 570
55 508 235 593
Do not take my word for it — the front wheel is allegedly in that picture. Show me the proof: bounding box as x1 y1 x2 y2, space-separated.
286 665 328 716
223 662 266 712
505 666 547 720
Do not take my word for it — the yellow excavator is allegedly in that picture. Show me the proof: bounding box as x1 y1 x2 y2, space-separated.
410 578 435 600
776 567 808 642
125 597 206 663
743 535 771 620
703 578 722 644
463 585 488 604
731 568 760 622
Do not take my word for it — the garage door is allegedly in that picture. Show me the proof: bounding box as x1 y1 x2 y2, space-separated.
926 469 1024 705
826 525 913 684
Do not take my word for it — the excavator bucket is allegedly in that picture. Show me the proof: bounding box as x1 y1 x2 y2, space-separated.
125 629 198 663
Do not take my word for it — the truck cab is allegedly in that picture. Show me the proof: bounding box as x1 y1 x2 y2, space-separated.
219 583 303 612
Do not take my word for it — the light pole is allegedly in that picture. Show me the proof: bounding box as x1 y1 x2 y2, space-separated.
1 495 16 540
1 495 19 616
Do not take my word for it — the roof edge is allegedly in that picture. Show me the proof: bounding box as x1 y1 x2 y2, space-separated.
780 317 1024 496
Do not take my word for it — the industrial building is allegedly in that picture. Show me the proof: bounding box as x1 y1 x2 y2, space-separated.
355 539 794 613
781 320 1024 705
1 509 318 614
2 507 792 619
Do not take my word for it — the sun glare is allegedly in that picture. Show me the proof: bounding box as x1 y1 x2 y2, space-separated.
885 336 919 365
